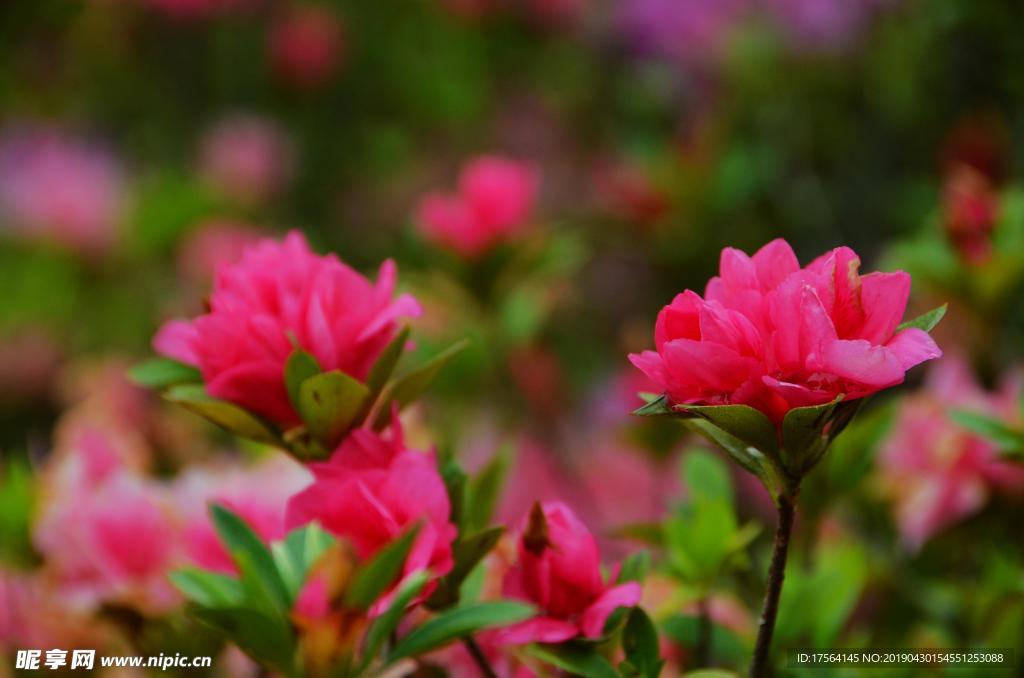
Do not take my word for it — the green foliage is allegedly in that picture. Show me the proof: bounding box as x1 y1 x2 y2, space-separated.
620 608 664 677
388 601 536 660
372 339 470 430
128 357 201 388
164 384 280 445
345 524 420 611
526 643 619 678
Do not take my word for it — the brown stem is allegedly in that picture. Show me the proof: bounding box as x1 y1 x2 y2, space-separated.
695 594 712 668
749 491 797 677
462 636 497 678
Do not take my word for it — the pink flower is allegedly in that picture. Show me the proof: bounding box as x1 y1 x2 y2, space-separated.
878 356 1024 549
198 114 293 204
630 239 942 424
415 156 538 258
268 5 344 90
34 472 180 613
153 231 420 426
175 456 310 574
497 502 642 644
285 422 457 614
0 128 124 256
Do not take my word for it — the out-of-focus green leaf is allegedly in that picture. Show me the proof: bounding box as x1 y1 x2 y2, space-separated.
617 550 652 584
950 409 1024 452
297 370 370 448
682 450 734 506
270 523 335 604
170 568 243 608
621 608 664 678
284 349 321 412
191 605 295 675
633 394 673 417
165 384 280 445
359 570 430 674
463 449 508 532
346 525 420 611
526 643 619 678
128 357 201 388
389 600 535 660
366 325 411 395
373 339 469 430
427 526 505 610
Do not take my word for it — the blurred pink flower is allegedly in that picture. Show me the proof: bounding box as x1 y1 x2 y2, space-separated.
630 239 942 424
175 456 310 574
0 128 124 256
198 114 293 205
767 0 879 53
177 220 264 286
154 231 420 427
286 422 457 614
943 165 998 265
615 0 746 67
497 501 641 644
268 5 345 90
415 155 538 259
878 356 1024 549
0 571 110 650
34 472 180 613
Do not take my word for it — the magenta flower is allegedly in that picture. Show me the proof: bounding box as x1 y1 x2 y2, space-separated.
496 502 641 644
415 155 538 259
154 231 420 427
630 239 942 424
0 128 124 256
285 421 457 614
878 356 1024 549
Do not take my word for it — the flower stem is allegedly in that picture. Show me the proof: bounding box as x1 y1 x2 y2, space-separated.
695 594 712 668
462 636 497 678
750 491 798 677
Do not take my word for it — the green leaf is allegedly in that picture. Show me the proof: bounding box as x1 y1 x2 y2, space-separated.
284 349 321 412
128 357 201 388
297 370 371 448
781 398 863 477
682 450 734 506
527 643 618 678
677 404 779 457
165 384 280 444
346 525 420 610
191 605 296 675
950 410 1024 451
359 570 430 673
661 615 749 667
390 601 535 660
427 526 506 610
271 523 336 604
621 608 664 678
896 303 947 333
617 550 652 584
685 418 785 500
367 325 411 396
373 339 469 429
463 450 508 532
633 395 673 417
440 458 468 529
169 568 243 608
209 504 290 613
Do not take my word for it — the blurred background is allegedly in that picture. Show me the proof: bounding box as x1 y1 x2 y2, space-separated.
2 0 1024 675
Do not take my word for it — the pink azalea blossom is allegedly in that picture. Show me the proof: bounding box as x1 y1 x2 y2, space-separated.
630 239 942 424
285 421 457 614
878 356 1024 549
174 456 310 574
415 155 538 259
0 128 124 256
496 502 642 644
198 114 293 205
153 231 420 426
268 5 344 90
34 472 180 613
